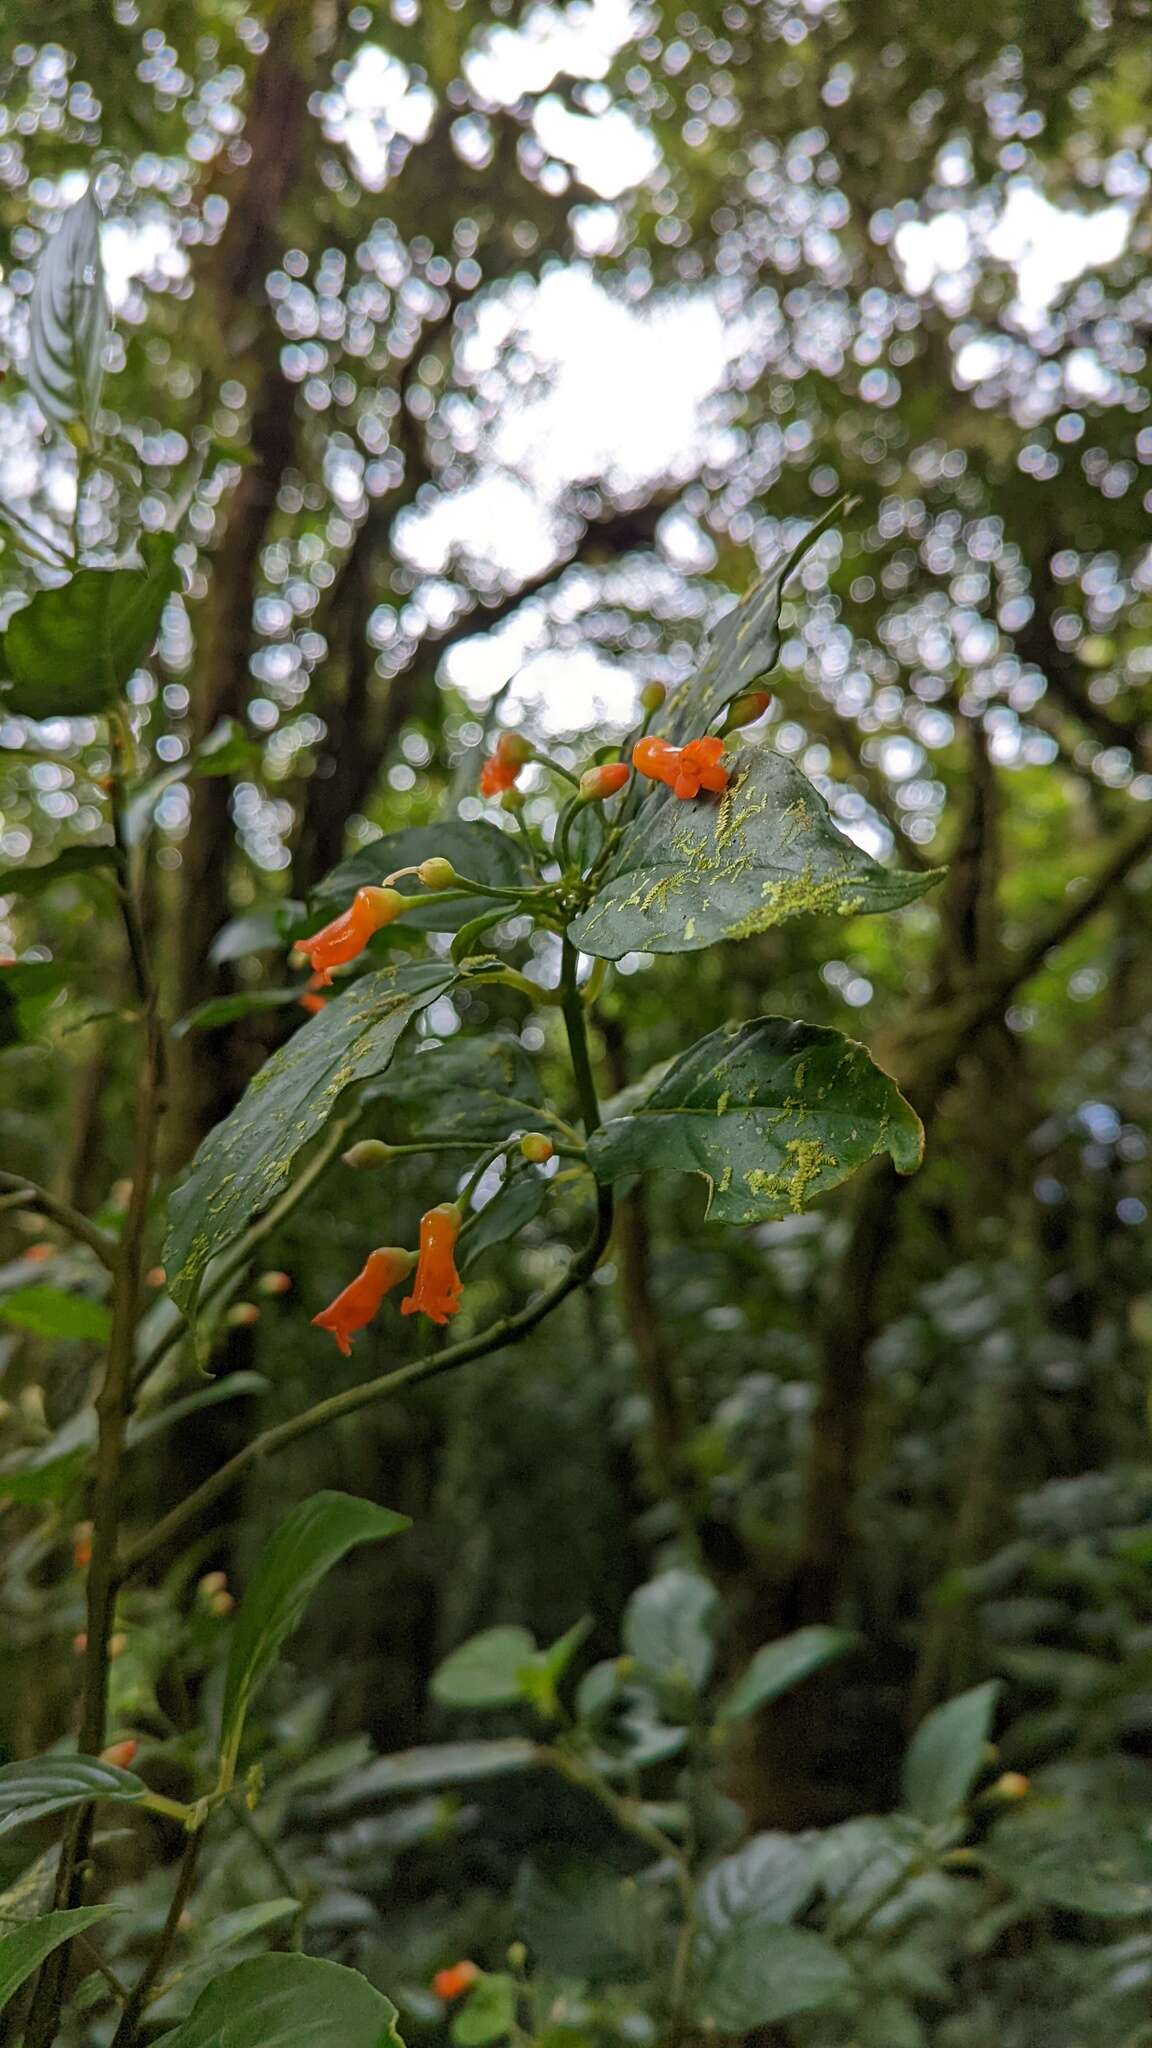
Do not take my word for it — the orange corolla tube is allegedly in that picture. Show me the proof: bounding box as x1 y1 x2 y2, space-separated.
479 731 532 798
294 886 405 987
632 733 729 800
311 1246 416 1356
401 1203 464 1327
433 1961 480 2001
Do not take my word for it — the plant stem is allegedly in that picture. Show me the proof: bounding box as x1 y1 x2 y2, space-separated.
109 1830 203 2048
227 1793 307 1948
0 1172 118 1271
559 939 601 1135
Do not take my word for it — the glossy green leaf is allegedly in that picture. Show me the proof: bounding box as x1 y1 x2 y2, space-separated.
431 1626 538 1709
0 1905 116 2015
697 1834 819 1937
622 1568 718 1693
165 961 454 1324
0 846 115 897
461 1172 548 1271
717 1626 858 1722
0 1756 146 1840
691 1922 854 2031
219 1491 410 1776
513 1852 647 1986
663 505 846 743
901 1681 1000 1824
569 744 940 959
0 1287 111 1343
377 1033 544 1138
0 535 181 718
450 1973 517 2046
590 1018 922 1224
154 1954 404 2048
26 185 108 434
313 819 529 931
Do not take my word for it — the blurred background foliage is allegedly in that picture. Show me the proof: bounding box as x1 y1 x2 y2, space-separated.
3 0 1152 2039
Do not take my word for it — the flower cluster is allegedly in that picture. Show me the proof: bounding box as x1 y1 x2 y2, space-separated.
312 1204 464 1353
632 733 728 799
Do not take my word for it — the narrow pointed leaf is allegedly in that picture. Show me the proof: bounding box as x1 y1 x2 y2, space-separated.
26 185 108 434
0 1906 116 2014
377 1033 544 1137
220 1492 410 1774
589 1017 923 1224
164 961 454 1324
718 1626 857 1721
901 1681 1001 1824
570 744 940 959
0 1756 147 1841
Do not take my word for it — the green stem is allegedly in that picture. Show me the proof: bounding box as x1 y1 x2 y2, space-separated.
560 940 601 1134
109 1830 204 2048
227 1794 307 1950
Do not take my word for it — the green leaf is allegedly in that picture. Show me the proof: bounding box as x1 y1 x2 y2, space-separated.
901 1681 1000 1824
172 988 303 1037
26 185 108 435
0 846 115 897
0 1905 116 2015
623 1568 718 1693
813 1817 924 1915
199 1899 300 1950
314 820 529 931
691 1923 854 2032
304 1739 539 1815
220 1491 410 1777
461 1172 548 1271
378 1033 544 1138
153 1954 404 2048
513 1852 647 1986
664 507 847 743
697 1834 819 1937
210 906 304 966
0 1756 147 1840
569 744 941 959
590 1017 922 1225
192 717 260 778
431 1626 538 1709
0 535 181 717
0 1446 89 1503
164 961 454 1325
0 962 63 1048
451 1973 517 2047
0 1287 111 1343
718 1626 857 1722
981 1798 1152 1916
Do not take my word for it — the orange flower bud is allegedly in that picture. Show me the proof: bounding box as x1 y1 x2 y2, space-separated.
433 1961 481 2001
723 689 772 732
100 1738 138 1770
519 1133 554 1164
294 887 406 987
579 762 630 802
640 681 667 712
199 1571 229 1597
992 1771 1030 1801
312 1246 416 1356
209 1590 236 1617
298 991 327 1015
480 731 532 797
22 1242 54 1263
73 1521 93 1571
417 857 457 891
257 1270 293 1296
145 1265 166 1289
401 1204 464 1327
72 1632 88 1657
108 1633 128 1661
227 1302 260 1328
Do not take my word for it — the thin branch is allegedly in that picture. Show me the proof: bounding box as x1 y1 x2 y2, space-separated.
109 1830 203 2048
0 1173 118 1273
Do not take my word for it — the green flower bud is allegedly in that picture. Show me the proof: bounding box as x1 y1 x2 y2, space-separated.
417 857 457 890
341 1139 395 1170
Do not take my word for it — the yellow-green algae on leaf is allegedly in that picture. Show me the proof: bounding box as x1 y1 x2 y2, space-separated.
569 745 941 961
587 1016 924 1226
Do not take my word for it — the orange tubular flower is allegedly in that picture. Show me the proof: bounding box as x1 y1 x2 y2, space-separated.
294 886 405 987
312 1246 416 1357
479 731 531 798
401 1203 463 1326
632 734 729 800
433 1961 481 2002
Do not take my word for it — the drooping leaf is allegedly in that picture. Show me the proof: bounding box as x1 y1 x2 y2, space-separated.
461 1171 548 1271
0 1756 146 1841
450 1973 517 2047
153 1954 404 2048
26 185 108 434
0 846 115 897
901 1681 1000 1825
0 1287 111 1343
663 505 847 743
378 1033 544 1139
589 1018 923 1224
313 819 529 931
0 1906 116 2015
164 961 454 1324
431 1626 538 1710
569 744 940 960
172 988 303 1037
219 1492 410 1777
717 1626 858 1722
622 1568 718 1693
209 906 304 966
303 1740 539 1816
0 535 181 717
513 1852 647 1986
691 1922 854 2032
697 1834 819 1938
